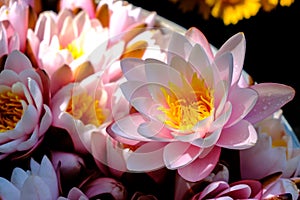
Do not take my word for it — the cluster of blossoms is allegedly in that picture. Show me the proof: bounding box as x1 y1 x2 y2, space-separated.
169 0 295 25
0 0 299 199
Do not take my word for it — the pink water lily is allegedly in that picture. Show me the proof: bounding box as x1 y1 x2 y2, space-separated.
110 27 295 182
240 111 300 180
0 50 52 160
0 0 30 52
0 155 59 200
51 71 129 154
27 8 122 94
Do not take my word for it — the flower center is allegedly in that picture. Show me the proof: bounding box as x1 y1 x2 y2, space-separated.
0 91 24 132
158 73 213 132
67 40 84 59
66 92 106 126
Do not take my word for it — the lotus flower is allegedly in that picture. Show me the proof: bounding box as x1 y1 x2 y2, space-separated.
0 0 29 52
240 110 300 180
110 27 295 182
0 155 59 200
0 50 52 160
51 70 129 154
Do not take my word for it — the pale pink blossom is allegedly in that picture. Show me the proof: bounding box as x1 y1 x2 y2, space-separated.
51 71 129 154
240 111 300 180
0 0 29 52
0 155 59 200
27 8 123 94
110 27 295 182
0 50 52 160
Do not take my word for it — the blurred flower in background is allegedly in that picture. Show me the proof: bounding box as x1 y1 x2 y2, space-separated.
169 0 295 25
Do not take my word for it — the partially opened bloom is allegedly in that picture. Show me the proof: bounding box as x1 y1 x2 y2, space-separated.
110 27 295 182
51 71 128 154
0 0 30 52
240 110 300 180
27 8 120 94
0 155 59 200
0 50 52 160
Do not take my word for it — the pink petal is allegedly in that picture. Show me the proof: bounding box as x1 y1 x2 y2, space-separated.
5 50 32 73
111 114 152 142
121 58 146 81
245 83 295 124
163 142 202 169
198 181 229 199
216 32 246 86
126 142 167 171
226 86 258 127
185 27 214 60
217 120 257 150
167 31 192 61
178 146 221 182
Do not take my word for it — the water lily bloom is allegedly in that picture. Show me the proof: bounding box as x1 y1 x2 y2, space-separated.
27 8 121 93
0 155 59 200
110 27 295 182
51 71 129 154
240 111 300 180
0 50 52 160
0 0 30 52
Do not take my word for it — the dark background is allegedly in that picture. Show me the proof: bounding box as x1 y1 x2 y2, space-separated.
126 0 300 140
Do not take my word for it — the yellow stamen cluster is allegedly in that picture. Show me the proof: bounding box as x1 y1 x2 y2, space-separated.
66 92 106 126
0 91 24 132
67 40 84 59
158 73 213 132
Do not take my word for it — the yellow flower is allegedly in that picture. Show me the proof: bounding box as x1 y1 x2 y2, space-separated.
208 0 261 25
261 0 294 11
